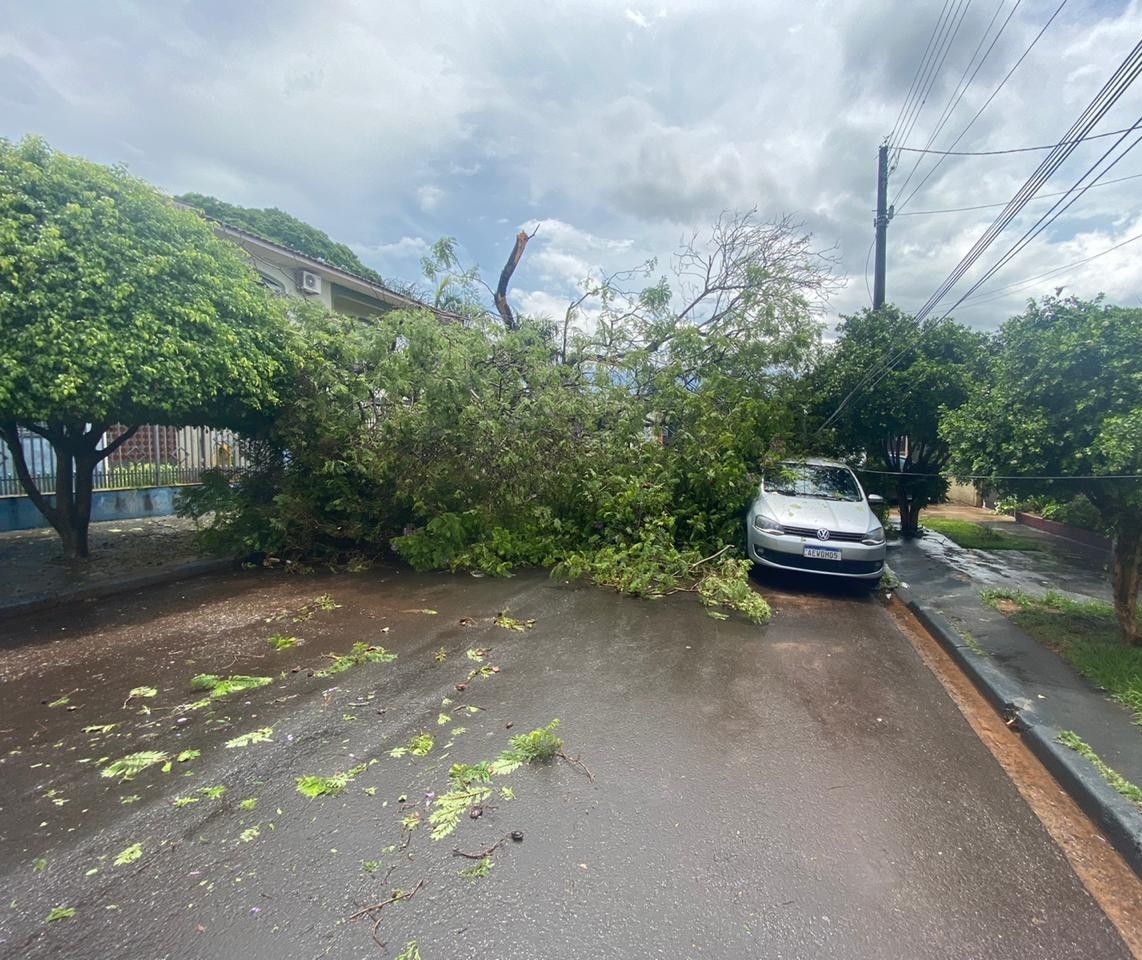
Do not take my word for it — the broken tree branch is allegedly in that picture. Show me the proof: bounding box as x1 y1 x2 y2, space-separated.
494 226 538 331
348 878 426 949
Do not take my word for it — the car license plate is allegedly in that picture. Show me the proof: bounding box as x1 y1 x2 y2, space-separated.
803 545 842 561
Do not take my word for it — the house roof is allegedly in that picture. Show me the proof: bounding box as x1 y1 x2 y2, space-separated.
175 201 466 323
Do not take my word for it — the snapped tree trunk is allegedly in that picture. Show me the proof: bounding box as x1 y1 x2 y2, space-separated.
494 229 536 331
1112 520 1142 646
0 421 139 560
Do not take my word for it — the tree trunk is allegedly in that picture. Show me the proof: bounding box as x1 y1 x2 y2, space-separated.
1112 520 1142 646
897 478 921 537
0 421 139 560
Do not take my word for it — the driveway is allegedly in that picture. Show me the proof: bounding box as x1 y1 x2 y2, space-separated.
0 566 1130 959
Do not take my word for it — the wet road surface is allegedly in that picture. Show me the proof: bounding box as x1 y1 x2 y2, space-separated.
0 566 1130 959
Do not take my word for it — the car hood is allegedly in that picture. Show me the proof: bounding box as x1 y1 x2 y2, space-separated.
757 493 872 533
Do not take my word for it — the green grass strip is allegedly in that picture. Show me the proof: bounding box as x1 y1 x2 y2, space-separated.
1057 730 1142 810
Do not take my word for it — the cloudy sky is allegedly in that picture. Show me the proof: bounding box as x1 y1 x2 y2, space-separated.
3 0 1141 331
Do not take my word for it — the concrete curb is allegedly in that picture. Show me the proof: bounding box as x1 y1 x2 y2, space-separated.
896 584 1142 879
0 557 235 622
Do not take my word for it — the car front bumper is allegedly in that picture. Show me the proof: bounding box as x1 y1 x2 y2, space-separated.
746 527 886 579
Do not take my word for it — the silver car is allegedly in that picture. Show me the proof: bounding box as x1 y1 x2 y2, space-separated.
746 459 886 580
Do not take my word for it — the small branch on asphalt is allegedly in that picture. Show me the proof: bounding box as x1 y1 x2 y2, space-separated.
557 748 595 783
452 826 520 858
348 878 425 949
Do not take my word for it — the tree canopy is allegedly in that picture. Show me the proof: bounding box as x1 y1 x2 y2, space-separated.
810 306 986 534
176 192 389 286
0 136 298 557
942 295 1142 644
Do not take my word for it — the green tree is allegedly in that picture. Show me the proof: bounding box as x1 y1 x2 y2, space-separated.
0 137 297 558
811 306 986 535
942 296 1142 645
175 192 394 288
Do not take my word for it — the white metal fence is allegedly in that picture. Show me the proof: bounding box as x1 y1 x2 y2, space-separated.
0 425 249 497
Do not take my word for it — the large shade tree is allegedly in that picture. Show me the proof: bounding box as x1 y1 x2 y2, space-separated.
943 296 1142 646
811 306 986 535
0 137 298 558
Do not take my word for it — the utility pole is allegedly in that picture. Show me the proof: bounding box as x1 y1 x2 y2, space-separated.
873 143 892 309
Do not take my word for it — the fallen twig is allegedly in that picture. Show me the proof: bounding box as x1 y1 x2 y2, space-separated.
452 834 510 860
348 878 425 948
557 749 595 783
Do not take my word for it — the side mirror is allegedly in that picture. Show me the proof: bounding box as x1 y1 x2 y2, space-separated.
867 494 885 506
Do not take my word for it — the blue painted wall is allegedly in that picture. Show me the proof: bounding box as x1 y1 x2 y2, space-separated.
0 486 182 532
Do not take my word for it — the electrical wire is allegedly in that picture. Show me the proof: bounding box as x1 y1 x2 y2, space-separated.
891 171 1142 215
891 0 1014 204
895 120 1142 155
863 237 875 306
944 118 1142 312
891 0 974 172
955 230 1142 308
887 0 956 154
853 468 1142 480
822 34 1142 434
894 0 1067 214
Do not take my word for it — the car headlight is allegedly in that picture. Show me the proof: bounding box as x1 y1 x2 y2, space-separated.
862 524 886 545
752 511 785 534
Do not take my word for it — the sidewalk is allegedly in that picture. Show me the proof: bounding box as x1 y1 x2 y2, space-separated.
0 516 226 617
888 504 1142 872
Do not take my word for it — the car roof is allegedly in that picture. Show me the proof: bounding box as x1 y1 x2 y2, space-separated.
778 457 851 469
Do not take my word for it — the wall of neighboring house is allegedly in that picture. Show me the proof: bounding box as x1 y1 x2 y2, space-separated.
252 258 335 310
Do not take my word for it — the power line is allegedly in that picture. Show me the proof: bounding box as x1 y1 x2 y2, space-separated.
854 468 1142 480
912 38 1142 325
894 0 1067 214
895 120 1142 155
887 0 957 154
956 230 1142 308
891 0 974 171
863 237 875 306
891 0 1015 204
944 116 1142 313
821 34 1142 434
892 171 1142 215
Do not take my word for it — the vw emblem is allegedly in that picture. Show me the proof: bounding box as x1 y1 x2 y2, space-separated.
816 529 830 541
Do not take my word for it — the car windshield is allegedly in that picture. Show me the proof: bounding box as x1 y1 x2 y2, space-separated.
765 464 862 502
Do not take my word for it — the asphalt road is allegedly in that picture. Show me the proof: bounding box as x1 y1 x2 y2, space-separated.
0 565 1130 959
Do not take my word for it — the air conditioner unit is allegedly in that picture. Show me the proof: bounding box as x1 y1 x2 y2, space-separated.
297 270 322 295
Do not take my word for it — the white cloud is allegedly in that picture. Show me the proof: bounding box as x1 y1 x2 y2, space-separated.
2 0 1141 331
416 185 445 212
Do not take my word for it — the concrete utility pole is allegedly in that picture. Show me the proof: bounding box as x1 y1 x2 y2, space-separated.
873 143 892 309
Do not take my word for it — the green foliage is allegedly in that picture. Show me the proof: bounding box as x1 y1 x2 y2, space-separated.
490 720 562 775
224 727 274 749
45 907 75 923
180 212 833 612
810 306 987 534
944 296 1142 643
267 633 301 650
696 557 772 623
189 674 273 698
113 843 142 866
296 762 368 798
317 642 397 677
458 857 494 881
176 192 390 286
394 941 422 960
101 751 167 781
428 784 493 840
